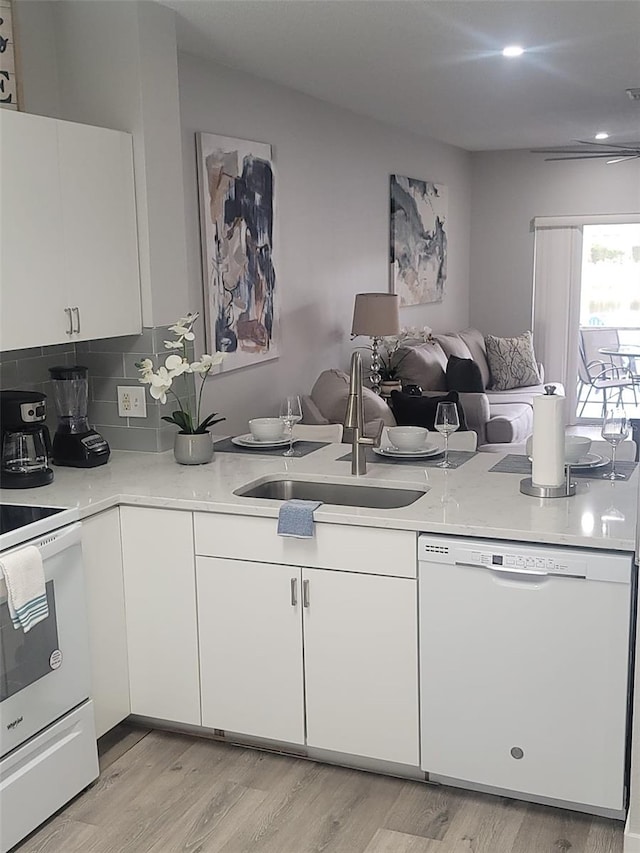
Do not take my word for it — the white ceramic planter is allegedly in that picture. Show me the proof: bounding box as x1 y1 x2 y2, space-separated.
174 432 214 465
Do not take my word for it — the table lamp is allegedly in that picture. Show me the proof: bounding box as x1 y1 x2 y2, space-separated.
351 293 401 394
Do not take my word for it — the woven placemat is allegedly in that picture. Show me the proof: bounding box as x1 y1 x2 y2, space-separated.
337 449 476 468
213 438 328 458
489 453 637 479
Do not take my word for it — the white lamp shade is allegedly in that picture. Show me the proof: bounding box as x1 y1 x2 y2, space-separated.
351 293 401 337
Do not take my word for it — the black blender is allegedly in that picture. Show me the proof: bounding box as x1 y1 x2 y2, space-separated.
48 366 110 467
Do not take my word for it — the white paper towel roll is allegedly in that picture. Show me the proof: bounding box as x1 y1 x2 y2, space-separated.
531 390 565 488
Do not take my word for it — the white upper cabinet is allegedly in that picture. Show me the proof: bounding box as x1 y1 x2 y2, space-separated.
0 110 141 351
57 120 141 342
1 111 67 348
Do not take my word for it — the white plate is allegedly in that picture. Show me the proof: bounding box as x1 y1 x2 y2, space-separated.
232 434 294 449
566 453 608 470
373 444 442 459
528 452 607 470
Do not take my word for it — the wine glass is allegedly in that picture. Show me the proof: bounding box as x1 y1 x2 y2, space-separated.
279 395 302 457
435 402 460 468
601 406 629 480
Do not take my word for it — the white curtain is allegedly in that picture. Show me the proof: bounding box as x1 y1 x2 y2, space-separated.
532 223 583 423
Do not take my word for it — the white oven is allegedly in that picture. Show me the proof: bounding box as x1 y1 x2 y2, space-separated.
0 509 98 852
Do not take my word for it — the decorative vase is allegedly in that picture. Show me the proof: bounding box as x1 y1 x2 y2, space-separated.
380 380 402 399
173 432 214 465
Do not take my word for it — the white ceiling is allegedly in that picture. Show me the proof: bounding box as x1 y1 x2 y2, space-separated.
165 0 640 152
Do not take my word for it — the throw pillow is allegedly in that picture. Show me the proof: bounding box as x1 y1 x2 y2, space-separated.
485 331 542 391
446 355 484 393
390 390 468 431
394 342 448 391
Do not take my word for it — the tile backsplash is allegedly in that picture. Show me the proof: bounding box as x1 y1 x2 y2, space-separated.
0 328 193 452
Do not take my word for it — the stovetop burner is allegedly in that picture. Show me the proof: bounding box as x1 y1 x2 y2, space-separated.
0 505 65 536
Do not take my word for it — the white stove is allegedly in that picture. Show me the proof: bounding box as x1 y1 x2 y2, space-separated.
0 503 98 852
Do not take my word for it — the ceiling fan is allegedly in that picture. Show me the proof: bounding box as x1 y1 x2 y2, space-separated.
531 139 640 164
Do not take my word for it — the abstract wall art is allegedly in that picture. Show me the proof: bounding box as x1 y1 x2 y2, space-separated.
197 133 278 372
390 175 448 306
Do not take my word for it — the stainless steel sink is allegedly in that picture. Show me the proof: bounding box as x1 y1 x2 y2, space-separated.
234 477 427 509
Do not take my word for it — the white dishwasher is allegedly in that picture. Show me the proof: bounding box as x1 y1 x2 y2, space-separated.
418 534 634 819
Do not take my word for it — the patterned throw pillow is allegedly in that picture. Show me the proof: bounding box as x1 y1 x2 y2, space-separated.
485 331 542 391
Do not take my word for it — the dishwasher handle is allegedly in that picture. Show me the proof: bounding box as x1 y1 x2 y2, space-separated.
454 560 548 577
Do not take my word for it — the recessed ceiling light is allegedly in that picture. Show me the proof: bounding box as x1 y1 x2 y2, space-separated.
595 132 609 140
503 45 524 58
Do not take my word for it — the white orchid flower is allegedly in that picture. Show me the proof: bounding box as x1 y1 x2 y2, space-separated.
165 354 191 377
136 358 154 383
168 323 190 337
190 352 225 373
164 340 183 349
149 367 172 404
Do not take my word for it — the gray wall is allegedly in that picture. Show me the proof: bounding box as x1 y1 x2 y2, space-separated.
11 2 472 440
179 53 472 435
469 150 640 337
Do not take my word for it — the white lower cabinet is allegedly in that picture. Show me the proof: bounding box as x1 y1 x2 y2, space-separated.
81 508 130 738
120 507 200 725
195 550 419 766
302 568 419 766
197 557 305 744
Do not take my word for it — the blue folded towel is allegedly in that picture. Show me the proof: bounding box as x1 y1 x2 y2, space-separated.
277 500 322 538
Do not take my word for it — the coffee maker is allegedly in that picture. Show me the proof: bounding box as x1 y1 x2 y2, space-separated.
48 366 110 467
0 391 55 488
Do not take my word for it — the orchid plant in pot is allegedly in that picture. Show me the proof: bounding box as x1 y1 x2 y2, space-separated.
373 327 434 394
136 312 226 464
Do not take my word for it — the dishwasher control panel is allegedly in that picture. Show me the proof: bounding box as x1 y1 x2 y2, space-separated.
418 534 632 584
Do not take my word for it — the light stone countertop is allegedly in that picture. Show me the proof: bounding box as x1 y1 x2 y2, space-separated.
0 440 637 552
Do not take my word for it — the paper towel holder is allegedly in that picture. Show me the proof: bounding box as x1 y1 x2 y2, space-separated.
520 465 576 498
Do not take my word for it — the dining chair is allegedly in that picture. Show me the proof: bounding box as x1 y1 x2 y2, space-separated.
292 423 344 442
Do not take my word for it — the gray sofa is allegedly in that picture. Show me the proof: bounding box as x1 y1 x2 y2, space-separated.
302 328 564 450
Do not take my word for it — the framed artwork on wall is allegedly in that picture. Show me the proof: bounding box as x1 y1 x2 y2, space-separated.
390 174 448 306
0 0 19 110
196 132 278 373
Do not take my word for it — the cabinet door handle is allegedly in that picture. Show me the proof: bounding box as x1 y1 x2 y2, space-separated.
290 577 298 607
72 306 80 335
65 307 73 336
302 579 310 608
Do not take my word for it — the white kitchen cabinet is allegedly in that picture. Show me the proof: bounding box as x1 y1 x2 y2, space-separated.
57 120 141 342
0 110 141 351
196 557 305 744
1 111 66 349
303 568 419 766
195 519 420 766
120 507 200 726
81 508 130 738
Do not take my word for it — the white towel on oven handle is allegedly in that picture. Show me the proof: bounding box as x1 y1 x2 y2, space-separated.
0 545 49 632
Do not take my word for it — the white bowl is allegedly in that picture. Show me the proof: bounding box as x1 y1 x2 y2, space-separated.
387 426 429 452
525 434 592 463
564 435 591 463
248 418 285 442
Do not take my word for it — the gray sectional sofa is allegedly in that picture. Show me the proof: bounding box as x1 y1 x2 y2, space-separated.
301 328 564 451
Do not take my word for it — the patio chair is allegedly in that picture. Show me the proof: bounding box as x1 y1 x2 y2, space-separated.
580 327 622 368
577 343 637 417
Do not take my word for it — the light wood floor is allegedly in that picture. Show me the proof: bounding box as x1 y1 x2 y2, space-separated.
16 725 623 853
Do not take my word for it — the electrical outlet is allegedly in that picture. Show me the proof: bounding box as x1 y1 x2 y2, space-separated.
117 386 147 418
